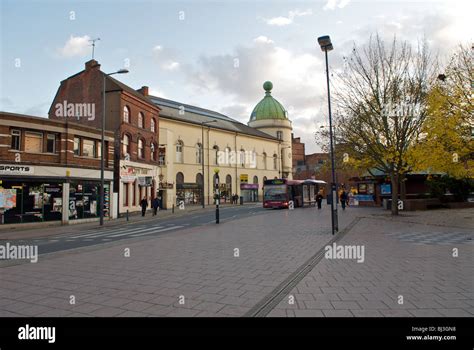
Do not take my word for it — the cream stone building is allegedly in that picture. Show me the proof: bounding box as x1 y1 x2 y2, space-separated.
149 81 293 209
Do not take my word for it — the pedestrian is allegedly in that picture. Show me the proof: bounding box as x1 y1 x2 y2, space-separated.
152 197 159 216
340 190 347 211
140 196 148 217
316 192 323 210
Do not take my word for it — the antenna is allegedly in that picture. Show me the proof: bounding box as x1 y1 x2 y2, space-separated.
89 38 100 59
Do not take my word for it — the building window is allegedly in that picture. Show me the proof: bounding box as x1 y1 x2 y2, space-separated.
24 132 43 153
276 131 283 140
138 112 144 128
123 134 130 156
196 143 203 164
151 142 157 161
176 141 183 163
74 137 80 155
11 129 20 150
159 147 166 166
82 139 96 158
123 106 130 123
151 118 156 132
138 139 144 159
46 134 56 153
273 154 277 170
213 145 219 165
262 153 267 170
240 149 245 167
123 183 129 206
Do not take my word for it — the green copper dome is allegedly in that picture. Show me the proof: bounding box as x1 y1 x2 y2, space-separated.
250 81 288 122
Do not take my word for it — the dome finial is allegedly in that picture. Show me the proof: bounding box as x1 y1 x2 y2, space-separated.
263 81 273 95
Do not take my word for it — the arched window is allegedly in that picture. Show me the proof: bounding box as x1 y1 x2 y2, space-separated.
176 172 184 185
273 154 278 170
151 118 156 132
138 138 145 159
123 106 130 123
196 143 203 164
263 176 267 183
213 145 219 165
226 175 232 196
253 176 258 184
262 152 267 170
122 134 130 156
138 112 144 128
151 142 157 161
196 173 203 187
176 140 183 163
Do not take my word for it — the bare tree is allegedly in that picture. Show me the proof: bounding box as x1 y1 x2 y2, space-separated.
333 34 436 215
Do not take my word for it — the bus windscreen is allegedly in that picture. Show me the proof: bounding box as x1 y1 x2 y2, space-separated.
263 185 287 201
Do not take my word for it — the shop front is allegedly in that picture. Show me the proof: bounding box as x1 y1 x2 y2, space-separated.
240 183 259 202
176 183 202 205
0 165 113 225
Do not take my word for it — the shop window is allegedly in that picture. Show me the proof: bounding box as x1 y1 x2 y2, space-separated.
82 139 96 158
138 139 144 159
138 112 144 128
24 131 43 153
123 106 130 123
73 137 80 155
46 134 56 153
123 183 129 206
176 141 183 163
11 129 20 150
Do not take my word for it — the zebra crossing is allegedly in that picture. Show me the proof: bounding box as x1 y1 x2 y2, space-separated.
58 223 186 241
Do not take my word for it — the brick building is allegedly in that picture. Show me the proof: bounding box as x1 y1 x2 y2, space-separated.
0 112 115 225
48 60 161 216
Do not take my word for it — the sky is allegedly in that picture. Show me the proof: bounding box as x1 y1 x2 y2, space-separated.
0 0 472 153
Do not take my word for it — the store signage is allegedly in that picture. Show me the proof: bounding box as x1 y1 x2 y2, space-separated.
0 165 34 175
159 182 174 190
137 176 152 187
240 174 248 183
240 184 258 190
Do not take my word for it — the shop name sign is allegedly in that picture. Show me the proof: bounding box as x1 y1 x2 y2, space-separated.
0 165 34 175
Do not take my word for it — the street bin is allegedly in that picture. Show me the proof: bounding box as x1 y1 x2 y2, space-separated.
239 196 243 205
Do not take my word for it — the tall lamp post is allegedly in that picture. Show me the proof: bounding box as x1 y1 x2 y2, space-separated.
201 120 217 208
100 68 129 226
317 35 338 235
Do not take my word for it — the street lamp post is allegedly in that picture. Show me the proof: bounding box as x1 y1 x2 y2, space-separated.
100 68 129 226
318 35 338 235
200 120 217 208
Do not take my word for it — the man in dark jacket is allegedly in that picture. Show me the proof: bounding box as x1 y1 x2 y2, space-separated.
140 196 148 216
340 191 347 210
152 197 159 216
316 192 323 209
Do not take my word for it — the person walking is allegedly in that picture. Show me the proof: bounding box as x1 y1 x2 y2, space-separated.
316 192 323 210
152 197 159 216
140 196 148 217
340 190 347 211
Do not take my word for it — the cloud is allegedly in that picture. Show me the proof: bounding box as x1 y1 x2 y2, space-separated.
181 36 327 154
263 9 313 26
152 45 181 71
57 35 91 58
324 0 351 11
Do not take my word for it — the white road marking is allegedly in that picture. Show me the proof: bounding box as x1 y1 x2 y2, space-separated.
130 226 184 237
107 226 165 238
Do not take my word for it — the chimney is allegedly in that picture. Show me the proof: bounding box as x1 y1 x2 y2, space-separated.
138 86 149 96
85 59 100 71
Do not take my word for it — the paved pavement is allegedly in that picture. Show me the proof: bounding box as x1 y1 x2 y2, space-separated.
0 205 472 317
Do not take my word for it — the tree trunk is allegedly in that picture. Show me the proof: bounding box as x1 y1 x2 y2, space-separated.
400 175 407 202
391 173 399 215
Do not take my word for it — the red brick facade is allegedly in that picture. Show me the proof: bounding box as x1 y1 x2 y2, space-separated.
0 112 114 171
